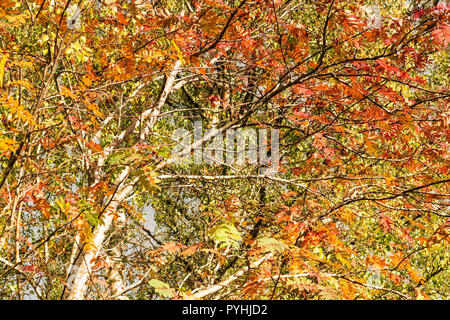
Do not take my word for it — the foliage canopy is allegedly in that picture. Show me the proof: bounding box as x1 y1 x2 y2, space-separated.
0 0 449 300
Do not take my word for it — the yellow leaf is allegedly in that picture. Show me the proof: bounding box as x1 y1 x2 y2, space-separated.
8 80 34 92
340 208 355 223
3 95 36 126
0 137 18 152
60 85 77 99
5 14 29 26
385 175 395 186
81 76 92 87
364 133 376 155
336 253 351 268
10 60 33 69
0 53 9 87
171 40 184 64
85 102 103 117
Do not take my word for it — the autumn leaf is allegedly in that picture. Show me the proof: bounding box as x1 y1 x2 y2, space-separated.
0 53 8 87
162 241 182 253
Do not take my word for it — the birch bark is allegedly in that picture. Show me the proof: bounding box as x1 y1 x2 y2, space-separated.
63 61 181 300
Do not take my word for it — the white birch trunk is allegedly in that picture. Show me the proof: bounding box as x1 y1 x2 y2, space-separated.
63 61 181 300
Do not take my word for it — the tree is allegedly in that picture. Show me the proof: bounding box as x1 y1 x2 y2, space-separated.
0 0 448 300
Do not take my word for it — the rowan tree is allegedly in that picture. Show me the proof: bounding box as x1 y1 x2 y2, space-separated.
0 0 448 300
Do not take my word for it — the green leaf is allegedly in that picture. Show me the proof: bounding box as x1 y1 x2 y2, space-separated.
148 279 175 298
108 152 129 165
208 223 242 249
